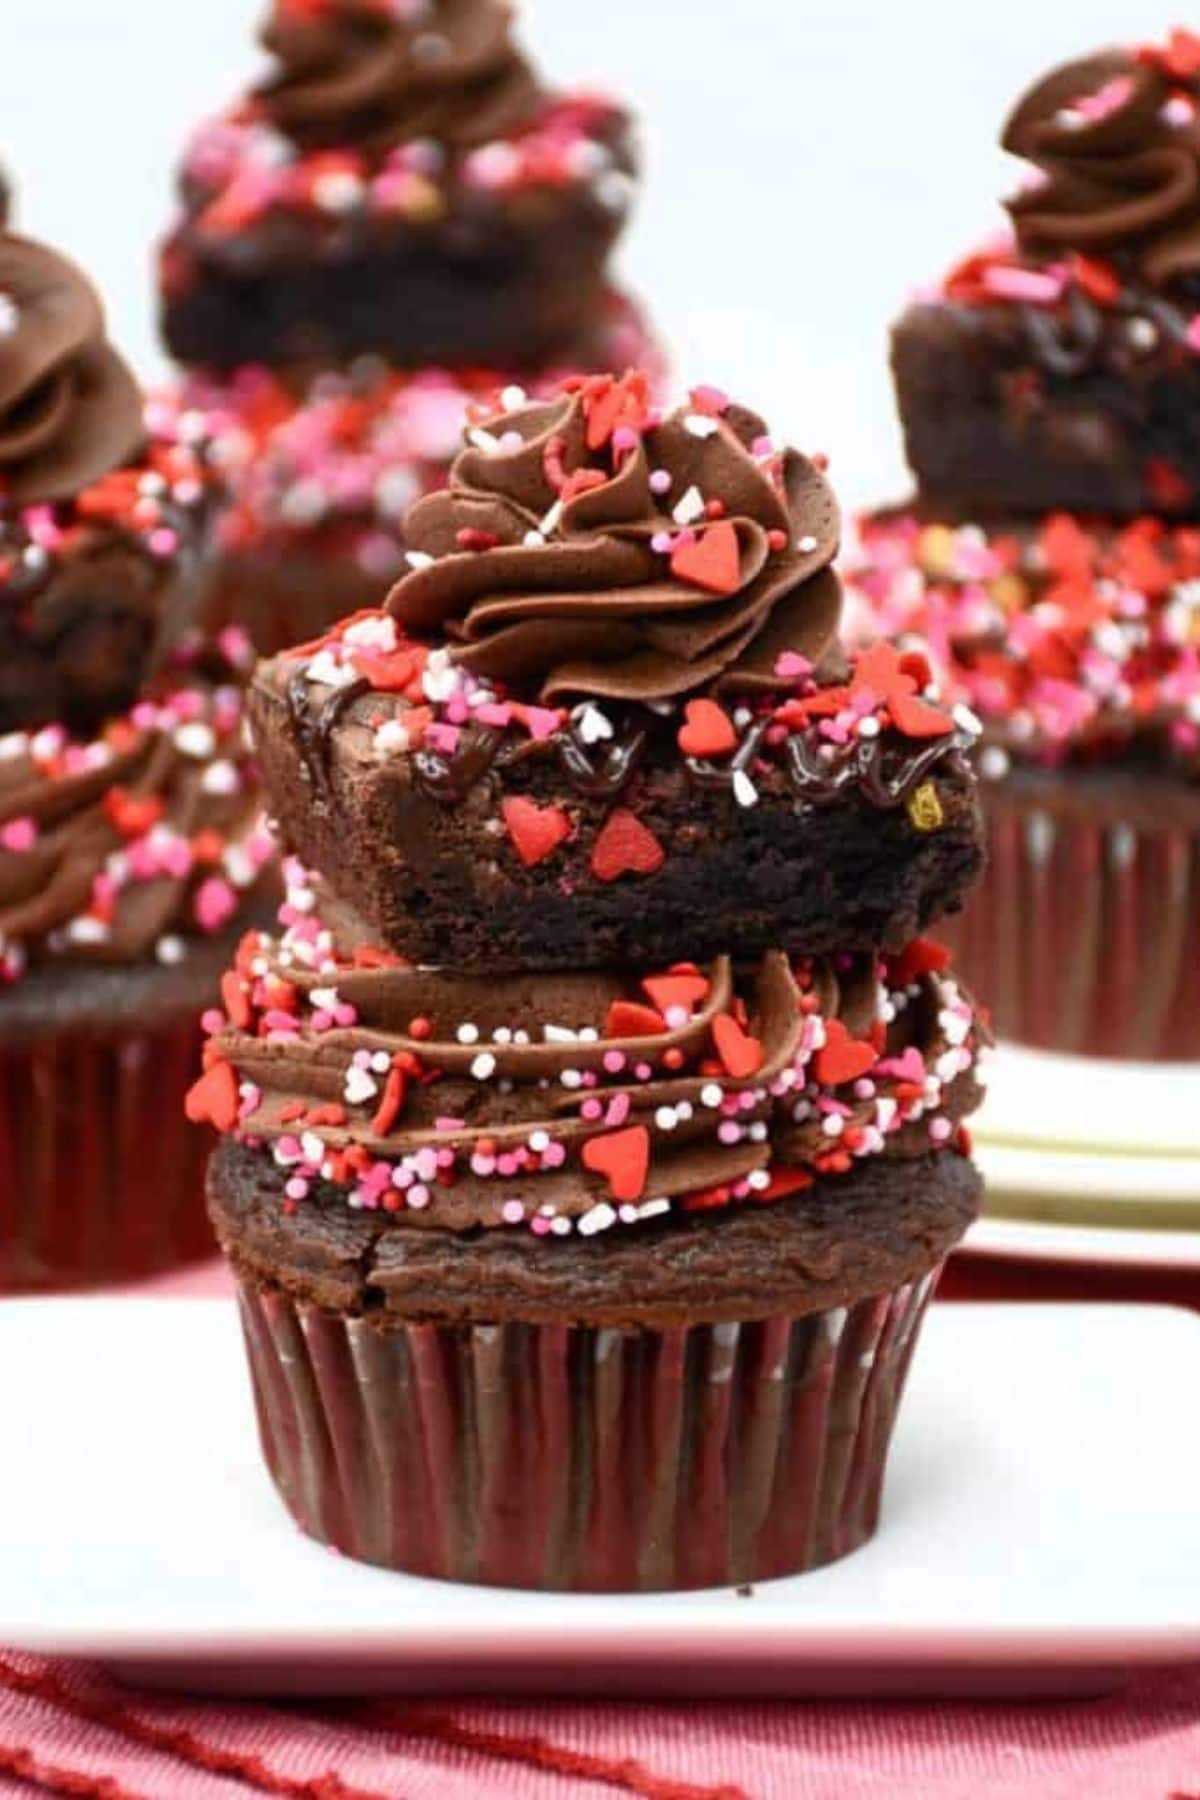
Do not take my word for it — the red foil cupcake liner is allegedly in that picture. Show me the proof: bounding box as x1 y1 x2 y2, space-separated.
0 1018 215 1291
942 783 1200 1060
234 1270 939 1592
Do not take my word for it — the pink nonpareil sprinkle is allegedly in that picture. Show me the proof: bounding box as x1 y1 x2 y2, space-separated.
980 265 1065 305
195 876 238 933
1072 74 1134 122
0 817 36 852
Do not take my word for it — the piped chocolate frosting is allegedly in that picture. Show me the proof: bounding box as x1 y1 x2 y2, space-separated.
255 0 542 155
0 233 144 510
1004 32 1200 289
388 374 843 704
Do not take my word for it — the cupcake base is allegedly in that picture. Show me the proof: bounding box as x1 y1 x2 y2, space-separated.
0 932 246 1291
210 1140 979 1590
942 765 1200 1060
235 1272 938 1592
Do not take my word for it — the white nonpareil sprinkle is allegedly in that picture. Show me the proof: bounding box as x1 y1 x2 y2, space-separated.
344 1065 379 1106
156 935 186 966
0 293 18 337
374 719 411 759
797 534 818 553
470 1052 497 1081
672 485 705 526
576 703 613 745
732 769 759 809
578 1203 617 1237
305 650 356 689
684 414 719 439
174 722 216 760
201 759 240 795
405 549 435 570
456 1023 479 1044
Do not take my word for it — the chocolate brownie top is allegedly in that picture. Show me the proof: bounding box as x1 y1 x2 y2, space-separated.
161 0 635 279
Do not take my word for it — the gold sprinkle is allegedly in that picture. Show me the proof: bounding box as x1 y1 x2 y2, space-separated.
907 782 944 833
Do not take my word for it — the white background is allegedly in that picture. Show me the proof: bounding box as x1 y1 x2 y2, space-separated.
0 0 1158 508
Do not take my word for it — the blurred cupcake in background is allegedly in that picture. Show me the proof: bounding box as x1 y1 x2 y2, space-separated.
850 29 1200 1061
0 218 273 1290
158 0 664 653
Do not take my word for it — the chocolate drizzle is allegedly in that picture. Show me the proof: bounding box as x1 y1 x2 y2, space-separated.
414 722 508 801
556 710 648 799
785 728 974 810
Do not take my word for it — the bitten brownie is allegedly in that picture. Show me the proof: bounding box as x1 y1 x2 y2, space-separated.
249 375 984 972
159 0 637 373
893 31 1200 520
195 370 987 1592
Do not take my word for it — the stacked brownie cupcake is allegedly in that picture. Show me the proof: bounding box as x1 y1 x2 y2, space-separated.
853 29 1200 1059
0 218 274 1289
194 373 988 1591
158 0 660 653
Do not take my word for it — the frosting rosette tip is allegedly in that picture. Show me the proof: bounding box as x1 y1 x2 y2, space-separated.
385 373 843 705
1000 29 1200 289
255 0 542 155
0 231 144 510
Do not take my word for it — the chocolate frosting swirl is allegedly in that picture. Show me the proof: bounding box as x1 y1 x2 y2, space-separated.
387 378 842 704
0 672 269 975
255 0 542 154
0 233 144 510
1003 43 1200 287
205 881 981 1235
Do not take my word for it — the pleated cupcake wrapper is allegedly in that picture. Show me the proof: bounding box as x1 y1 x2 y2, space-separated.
0 1020 215 1291
235 1269 939 1593
942 793 1200 1061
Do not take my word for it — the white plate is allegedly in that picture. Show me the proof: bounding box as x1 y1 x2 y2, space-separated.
976 1042 1200 1161
1 1298 1198 1700
965 1214 1200 1271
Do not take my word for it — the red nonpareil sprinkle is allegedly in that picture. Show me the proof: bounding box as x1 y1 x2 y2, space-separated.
712 1012 765 1079
220 970 253 1031
814 1019 879 1086
351 650 415 693
590 808 665 882
280 1101 306 1124
456 527 501 552
677 697 737 758
1070 252 1122 306
190 828 225 866
581 369 652 450
502 795 572 866
1146 458 1193 513
407 1015 432 1040
103 787 165 839
353 944 407 970
890 937 952 985
581 1123 651 1202
670 520 742 596
370 1064 407 1137
561 466 609 505
605 999 669 1038
755 1167 815 1203
642 969 710 1014
306 1103 347 1128
184 1059 240 1132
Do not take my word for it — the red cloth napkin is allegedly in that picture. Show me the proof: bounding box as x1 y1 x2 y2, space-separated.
7 1252 1198 1800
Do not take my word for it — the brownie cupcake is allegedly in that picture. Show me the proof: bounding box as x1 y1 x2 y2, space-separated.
851 30 1200 1060
158 292 663 653
195 374 987 1592
0 221 274 1290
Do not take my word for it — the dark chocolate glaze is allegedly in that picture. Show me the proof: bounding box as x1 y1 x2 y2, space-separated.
785 729 975 810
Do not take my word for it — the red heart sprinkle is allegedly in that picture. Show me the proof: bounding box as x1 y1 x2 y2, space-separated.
591 809 665 883
677 698 737 759
888 689 954 739
502 796 571 867
890 938 952 985
713 1012 765 1079
670 520 741 596
605 1000 669 1039
814 1021 879 1087
642 971 710 1015
582 1125 651 1203
184 1060 240 1133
